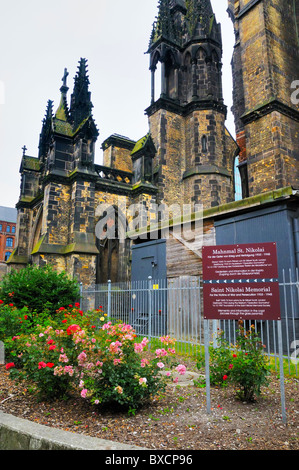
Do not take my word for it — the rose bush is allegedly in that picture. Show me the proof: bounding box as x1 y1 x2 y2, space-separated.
206 321 270 402
5 306 186 408
228 322 271 401
5 304 102 398
0 300 94 365
76 323 185 408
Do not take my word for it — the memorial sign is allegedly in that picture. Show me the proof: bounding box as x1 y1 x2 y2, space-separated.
202 242 281 321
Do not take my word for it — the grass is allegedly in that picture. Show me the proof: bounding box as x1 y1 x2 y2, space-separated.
144 336 299 379
95 321 298 379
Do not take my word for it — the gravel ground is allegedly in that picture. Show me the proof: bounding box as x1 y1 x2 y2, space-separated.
0 362 298 451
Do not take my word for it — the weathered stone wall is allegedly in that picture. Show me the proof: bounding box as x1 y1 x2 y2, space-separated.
102 135 135 172
14 207 32 260
103 146 133 173
246 112 299 194
229 0 299 196
148 106 236 210
42 182 71 246
0 263 7 281
69 180 95 242
149 109 186 208
183 110 235 208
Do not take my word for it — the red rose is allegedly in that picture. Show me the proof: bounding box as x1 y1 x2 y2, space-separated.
49 345 56 351
46 363 54 368
38 361 47 369
75 302 80 308
223 375 228 381
47 339 54 345
9 303 14 307
0 300 3 304
67 324 81 335
5 363 15 370
62 319 67 323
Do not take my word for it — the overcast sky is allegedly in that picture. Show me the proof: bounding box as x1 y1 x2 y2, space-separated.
0 0 235 208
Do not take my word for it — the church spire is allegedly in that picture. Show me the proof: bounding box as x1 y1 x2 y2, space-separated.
55 68 70 122
185 0 219 41
149 0 181 49
147 0 224 108
149 0 220 51
70 58 93 130
38 99 53 158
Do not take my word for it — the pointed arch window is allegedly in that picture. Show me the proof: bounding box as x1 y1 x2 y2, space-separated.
234 156 242 201
165 50 176 100
184 52 192 102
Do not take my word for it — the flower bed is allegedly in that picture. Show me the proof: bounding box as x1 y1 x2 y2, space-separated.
1 302 186 409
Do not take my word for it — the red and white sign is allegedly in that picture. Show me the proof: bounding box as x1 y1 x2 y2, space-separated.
203 243 281 321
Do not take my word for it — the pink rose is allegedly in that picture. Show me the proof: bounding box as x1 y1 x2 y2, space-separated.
176 364 186 375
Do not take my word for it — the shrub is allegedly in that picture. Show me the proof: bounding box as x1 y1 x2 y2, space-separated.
207 329 233 386
208 322 270 402
0 265 80 314
78 323 166 408
8 326 75 400
6 309 184 407
229 322 270 401
7 306 100 400
0 303 31 342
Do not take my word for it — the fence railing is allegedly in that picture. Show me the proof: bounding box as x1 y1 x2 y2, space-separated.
80 269 299 375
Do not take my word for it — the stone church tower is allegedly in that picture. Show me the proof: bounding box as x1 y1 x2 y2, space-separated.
146 0 238 210
9 1 240 285
228 0 299 197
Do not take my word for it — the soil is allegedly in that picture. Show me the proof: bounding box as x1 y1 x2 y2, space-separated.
0 359 298 452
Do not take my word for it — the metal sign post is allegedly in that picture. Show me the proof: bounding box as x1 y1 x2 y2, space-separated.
0 341 4 365
204 319 211 415
202 242 287 423
148 276 152 349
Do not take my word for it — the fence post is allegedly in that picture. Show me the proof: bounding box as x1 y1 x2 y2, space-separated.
0 341 4 365
277 320 287 424
148 276 152 348
79 282 83 311
204 319 211 414
107 280 111 319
